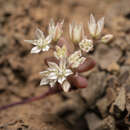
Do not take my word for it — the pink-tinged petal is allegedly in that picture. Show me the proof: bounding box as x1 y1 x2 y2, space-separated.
57 37 75 55
76 57 96 73
44 57 59 66
68 74 88 88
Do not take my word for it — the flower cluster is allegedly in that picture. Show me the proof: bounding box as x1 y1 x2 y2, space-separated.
25 14 113 92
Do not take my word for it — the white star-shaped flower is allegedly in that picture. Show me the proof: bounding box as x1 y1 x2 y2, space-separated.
25 28 52 53
40 59 73 92
68 50 86 68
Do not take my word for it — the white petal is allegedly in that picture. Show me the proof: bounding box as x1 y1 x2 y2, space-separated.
81 24 85 38
47 62 59 70
88 23 95 36
49 19 55 27
69 50 81 59
65 69 73 76
35 28 45 39
55 45 61 50
42 45 50 51
71 62 79 68
24 40 37 45
54 51 59 59
73 25 82 42
71 61 80 68
58 76 66 84
88 14 96 36
48 19 55 35
40 78 49 86
45 35 52 44
48 72 57 80
70 56 86 68
78 57 86 65
62 80 71 92
40 71 49 76
69 24 73 40
69 50 81 62
60 19 64 26
96 17 104 36
90 14 96 25
75 50 82 57
54 23 63 40
59 59 66 70
31 46 41 53
47 67 57 72
49 80 56 87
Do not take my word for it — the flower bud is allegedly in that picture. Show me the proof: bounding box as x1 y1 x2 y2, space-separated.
69 23 84 44
48 19 64 42
79 38 93 53
88 14 104 39
101 34 113 43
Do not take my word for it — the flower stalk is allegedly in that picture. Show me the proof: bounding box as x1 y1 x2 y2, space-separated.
0 87 59 111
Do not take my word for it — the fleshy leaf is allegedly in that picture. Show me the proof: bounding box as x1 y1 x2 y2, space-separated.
68 74 88 88
76 57 96 73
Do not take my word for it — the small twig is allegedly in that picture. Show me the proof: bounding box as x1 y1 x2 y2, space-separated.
0 88 59 111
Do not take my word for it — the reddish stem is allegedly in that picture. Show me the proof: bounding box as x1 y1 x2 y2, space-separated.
0 88 59 111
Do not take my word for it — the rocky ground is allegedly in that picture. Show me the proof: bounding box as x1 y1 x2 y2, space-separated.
0 0 130 130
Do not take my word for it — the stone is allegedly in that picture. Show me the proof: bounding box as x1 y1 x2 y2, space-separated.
85 113 115 130
94 44 121 70
107 62 120 72
110 87 126 115
96 87 116 118
96 97 109 118
85 113 102 130
114 87 126 111
81 72 107 106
